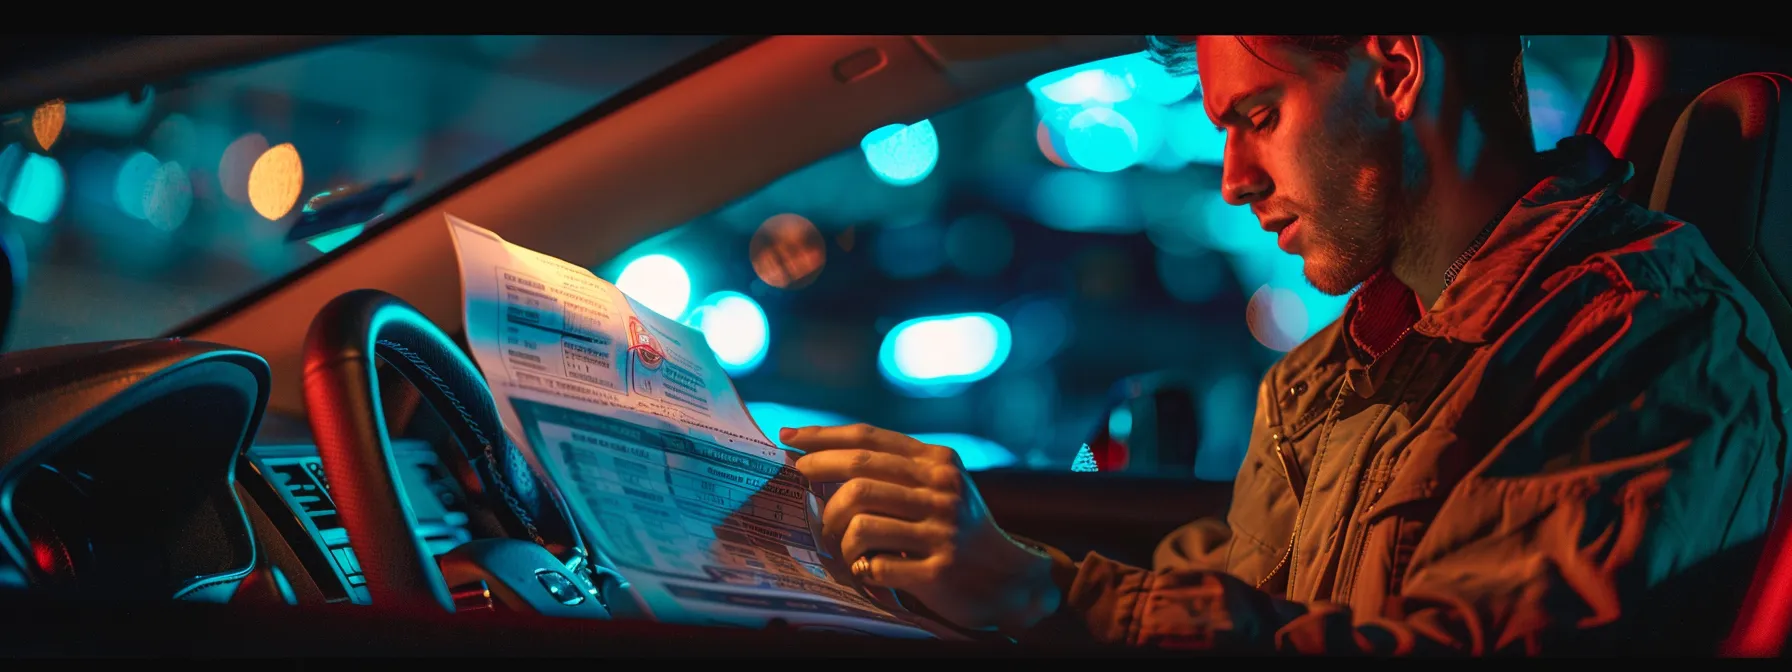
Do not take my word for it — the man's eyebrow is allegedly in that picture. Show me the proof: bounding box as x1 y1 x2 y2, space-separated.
1206 85 1277 127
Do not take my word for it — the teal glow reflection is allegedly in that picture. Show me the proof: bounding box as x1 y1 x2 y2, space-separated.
114 151 159 220
1065 107 1140 173
615 253 692 320
1028 51 1201 173
688 290 769 375
878 312 1012 396
306 224 365 253
860 119 939 187
7 153 65 224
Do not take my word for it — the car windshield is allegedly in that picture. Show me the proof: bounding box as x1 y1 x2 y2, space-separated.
590 36 1613 476
0 35 724 352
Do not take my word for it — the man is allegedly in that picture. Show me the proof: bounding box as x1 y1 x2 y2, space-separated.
784 35 1792 654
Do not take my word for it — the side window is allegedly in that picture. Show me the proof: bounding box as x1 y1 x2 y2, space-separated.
597 36 1612 480
1524 36 1612 150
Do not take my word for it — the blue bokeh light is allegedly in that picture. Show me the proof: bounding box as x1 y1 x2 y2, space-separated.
1029 51 1205 174
1034 68 1133 106
7 153 66 224
615 253 692 320
1064 107 1141 173
113 151 160 220
1106 406 1134 440
687 290 769 375
878 312 1012 395
142 160 192 231
860 119 939 187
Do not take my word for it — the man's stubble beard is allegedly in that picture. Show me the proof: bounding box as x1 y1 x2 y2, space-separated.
1300 123 1428 297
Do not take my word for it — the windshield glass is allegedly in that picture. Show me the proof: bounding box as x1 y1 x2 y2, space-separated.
0 35 723 351
590 36 1612 477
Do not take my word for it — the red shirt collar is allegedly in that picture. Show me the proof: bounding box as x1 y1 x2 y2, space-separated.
1345 269 1423 361
1340 136 1633 361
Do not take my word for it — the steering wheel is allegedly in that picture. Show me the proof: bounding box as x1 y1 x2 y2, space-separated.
301 289 602 615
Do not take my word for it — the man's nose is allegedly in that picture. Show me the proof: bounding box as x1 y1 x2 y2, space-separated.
1220 144 1271 206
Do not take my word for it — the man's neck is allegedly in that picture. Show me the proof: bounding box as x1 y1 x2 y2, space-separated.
1392 148 1541 308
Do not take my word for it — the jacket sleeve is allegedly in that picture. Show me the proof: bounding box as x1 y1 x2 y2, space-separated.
1026 284 1791 654
1151 518 1234 573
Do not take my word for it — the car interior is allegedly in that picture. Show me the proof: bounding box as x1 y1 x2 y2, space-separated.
0 34 1789 656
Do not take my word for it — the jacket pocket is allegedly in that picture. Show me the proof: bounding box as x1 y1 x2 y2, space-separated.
1269 365 1347 441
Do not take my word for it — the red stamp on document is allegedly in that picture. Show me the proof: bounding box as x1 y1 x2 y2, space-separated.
626 316 664 370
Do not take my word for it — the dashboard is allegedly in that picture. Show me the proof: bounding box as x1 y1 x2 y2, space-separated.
235 414 476 606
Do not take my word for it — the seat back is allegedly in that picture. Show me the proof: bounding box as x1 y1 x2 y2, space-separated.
1649 72 1792 657
1649 72 1792 362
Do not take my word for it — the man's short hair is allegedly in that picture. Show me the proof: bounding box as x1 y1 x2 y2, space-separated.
1145 35 1531 137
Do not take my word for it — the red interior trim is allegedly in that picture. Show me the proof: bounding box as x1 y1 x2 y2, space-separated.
1577 36 1627 138
1727 510 1792 656
1589 37 1663 162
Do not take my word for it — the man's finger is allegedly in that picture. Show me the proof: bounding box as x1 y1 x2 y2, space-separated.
821 478 943 541
840 513 945 562
781 424 930 458
795 449 926 487
856 554 937 592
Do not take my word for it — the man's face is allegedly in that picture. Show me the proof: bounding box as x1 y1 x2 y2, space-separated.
1195 36 1415 296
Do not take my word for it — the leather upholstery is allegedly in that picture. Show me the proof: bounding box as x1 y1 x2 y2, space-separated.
302 289 582 612
1654 73 1792 657
0 338 270 602
1650 72 1792 361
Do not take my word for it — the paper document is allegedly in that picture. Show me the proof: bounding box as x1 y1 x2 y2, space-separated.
446 214 942 638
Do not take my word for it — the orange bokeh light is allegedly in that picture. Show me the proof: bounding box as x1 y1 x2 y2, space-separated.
31 99 64 151
247 142 304 221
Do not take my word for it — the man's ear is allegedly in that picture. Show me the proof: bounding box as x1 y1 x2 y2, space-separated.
1366 36 1425 122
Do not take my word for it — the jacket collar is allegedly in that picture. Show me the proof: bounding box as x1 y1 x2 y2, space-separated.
1341 135 1635 360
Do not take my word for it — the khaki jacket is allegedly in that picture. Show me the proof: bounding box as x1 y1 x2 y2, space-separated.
1029 136 1792 654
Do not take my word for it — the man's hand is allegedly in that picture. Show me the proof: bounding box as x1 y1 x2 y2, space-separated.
783 423 1062 635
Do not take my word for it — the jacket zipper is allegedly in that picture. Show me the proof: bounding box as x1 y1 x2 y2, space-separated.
1333 473 1386 603
1254 434 1303 590
1291 199 1492 596
1254 376 1304 591
1256 381 1351 593
1271 324 1416 596
1332 331 1428 604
